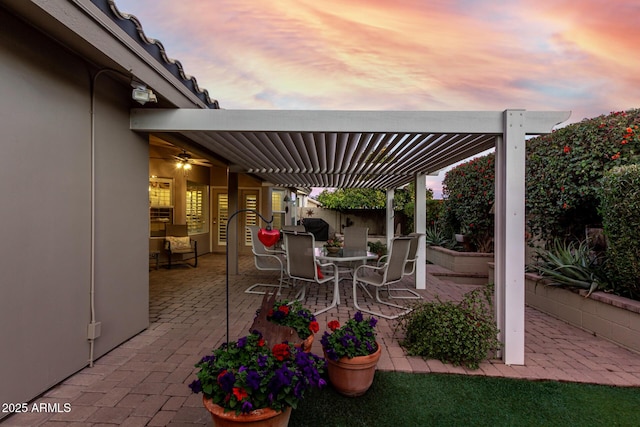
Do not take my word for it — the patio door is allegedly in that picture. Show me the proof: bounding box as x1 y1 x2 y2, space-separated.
211 189 259 254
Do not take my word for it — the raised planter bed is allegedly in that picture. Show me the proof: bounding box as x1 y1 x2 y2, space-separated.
488 263 640 354
426 246 493 275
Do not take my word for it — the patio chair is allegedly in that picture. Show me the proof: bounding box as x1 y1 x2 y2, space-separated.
352 236 412 319
283 231 340 315
245 225 289 295
378 233 425 299
165 224 197 269
338 226 369 275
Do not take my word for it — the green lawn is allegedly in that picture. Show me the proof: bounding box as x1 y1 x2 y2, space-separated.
290 371 640 426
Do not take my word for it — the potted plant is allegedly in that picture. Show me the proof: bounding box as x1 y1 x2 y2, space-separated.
189 332 326 426
320 312 381 397
324 234 343 255
266 299 319 351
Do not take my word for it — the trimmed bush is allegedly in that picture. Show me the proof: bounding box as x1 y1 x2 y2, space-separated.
441 153 495 252
526 109 640 243
599 164 640 299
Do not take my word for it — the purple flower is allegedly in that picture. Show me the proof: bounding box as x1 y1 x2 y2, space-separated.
188 379 202 394
237 336 247 348
369 317 378 328
241 400 254 413
257 354 268 368
218 371 236 393
246 370 261 390
354 311 364 322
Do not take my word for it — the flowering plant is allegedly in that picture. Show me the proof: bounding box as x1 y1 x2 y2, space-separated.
189 332 326 414
266 300 319 340
324 235 343 248
320 312 378 361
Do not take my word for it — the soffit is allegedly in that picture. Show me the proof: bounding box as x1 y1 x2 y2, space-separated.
131 109 571 189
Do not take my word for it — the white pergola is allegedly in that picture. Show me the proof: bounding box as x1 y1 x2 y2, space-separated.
131 108 570 365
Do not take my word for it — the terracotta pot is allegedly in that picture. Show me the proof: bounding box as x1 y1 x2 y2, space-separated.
202 397 292 427
325 343 381 397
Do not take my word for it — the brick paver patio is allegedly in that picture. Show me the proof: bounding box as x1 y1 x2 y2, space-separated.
3 253 640 426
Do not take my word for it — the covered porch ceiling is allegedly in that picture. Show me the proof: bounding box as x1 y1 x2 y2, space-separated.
131 109 570 189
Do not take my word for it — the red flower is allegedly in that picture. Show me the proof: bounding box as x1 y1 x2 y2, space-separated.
621 140 628 145
272 343 290 361
258 338 265 347
562 202 568 209
328 320 340 331
611 152 621 160
232 387 248 401
278 305 289 315
563 145 570 154
309 320 319 334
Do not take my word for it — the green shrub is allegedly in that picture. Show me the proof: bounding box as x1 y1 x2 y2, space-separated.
441 154 495 252
599 164 640 299
397 284 500 369
526 109 640 244
367 240 387 258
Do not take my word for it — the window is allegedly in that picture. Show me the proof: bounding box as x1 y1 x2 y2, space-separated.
217 193 228 246
186 181 209 234
271 189 286 230
149 177 173 237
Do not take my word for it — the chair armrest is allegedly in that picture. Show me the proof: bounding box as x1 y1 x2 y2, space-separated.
354 263 383 276
376 255 388 267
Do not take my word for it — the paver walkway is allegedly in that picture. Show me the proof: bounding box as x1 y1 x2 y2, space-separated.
4 254 640 426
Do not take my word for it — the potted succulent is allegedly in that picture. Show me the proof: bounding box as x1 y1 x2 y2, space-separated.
189 332 326 426
266 300 319 351
320 312 381 397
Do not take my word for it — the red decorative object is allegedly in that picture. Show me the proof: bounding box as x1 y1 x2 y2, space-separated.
258 227 280 247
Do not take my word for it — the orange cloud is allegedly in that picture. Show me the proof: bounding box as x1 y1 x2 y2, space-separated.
114 0 637 121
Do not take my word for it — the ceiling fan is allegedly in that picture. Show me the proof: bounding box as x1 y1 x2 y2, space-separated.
174 150 193 171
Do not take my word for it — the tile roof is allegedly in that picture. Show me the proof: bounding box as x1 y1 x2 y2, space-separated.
94 0 219 109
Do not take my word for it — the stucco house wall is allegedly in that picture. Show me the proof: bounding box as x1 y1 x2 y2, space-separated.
0 6 148 407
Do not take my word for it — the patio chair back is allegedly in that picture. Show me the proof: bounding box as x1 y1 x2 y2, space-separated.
343 226 369 251
404 233 425 275
283 232 319 281
385 237 412 283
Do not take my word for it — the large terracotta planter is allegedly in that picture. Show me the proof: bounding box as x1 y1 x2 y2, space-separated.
325 343 381 397
203 397 292 427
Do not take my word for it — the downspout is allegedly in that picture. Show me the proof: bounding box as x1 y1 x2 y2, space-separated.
88 68 130 367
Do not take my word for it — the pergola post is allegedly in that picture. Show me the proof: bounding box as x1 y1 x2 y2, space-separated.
495 110 527 365
386 189 394 250
414 173 427 289
227 171 239 275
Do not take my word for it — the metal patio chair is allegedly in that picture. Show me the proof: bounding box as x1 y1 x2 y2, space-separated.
283 231 340 315
352 236 412 319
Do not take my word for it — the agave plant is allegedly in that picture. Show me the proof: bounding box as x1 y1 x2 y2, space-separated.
533 239 604 297
425 226 456 248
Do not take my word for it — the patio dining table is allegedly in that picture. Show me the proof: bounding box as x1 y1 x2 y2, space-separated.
315 248 378 303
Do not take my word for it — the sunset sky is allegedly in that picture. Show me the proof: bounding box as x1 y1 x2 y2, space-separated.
114 0 639 196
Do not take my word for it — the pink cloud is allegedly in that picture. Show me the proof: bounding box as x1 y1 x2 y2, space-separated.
114 0 637 121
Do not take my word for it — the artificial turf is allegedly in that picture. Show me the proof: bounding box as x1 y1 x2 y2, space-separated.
289 371 640 426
